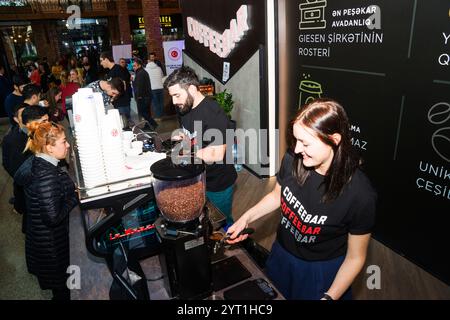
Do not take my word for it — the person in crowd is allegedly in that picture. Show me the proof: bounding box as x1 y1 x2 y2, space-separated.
227 98 377 300
2 104 49 179
20 84 43 109
4 74 29 126
62 68 82 88
51 60 63 80
85 77 124 109
41 57 50 72
46 86 64 122
28 63 40 85
14 121 78 300
68 68 83 85
68 56 83 79
81 56 89 66
148 52 166 76
82 54 98 78
60 69 80 117
133 58 157 130
59 56 68 71
145 56 165 120
118 58 128 71
59 70 68 87
0 65 13 108
38 62 55 93
2 104 29 179
9 106 49 232
99 52 131 128
164 66 237 226
82 61 98 85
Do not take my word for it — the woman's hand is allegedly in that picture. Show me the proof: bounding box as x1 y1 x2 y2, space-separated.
225 215 251 244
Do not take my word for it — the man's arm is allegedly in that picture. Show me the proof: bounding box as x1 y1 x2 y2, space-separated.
196 144 226 163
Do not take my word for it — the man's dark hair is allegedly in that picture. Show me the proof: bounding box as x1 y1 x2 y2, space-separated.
13 74 29 87
21 106 48 125
163 66 200 90
22 84 41 100
109 77 125 96
100 51 114 62
134 57 143 66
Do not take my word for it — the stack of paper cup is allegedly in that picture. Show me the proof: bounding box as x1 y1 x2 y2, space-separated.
92 92 106 124
122 130 135 151
101 110 126 183
72 89 108 188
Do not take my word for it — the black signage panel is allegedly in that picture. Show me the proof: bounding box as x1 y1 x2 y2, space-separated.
180 0 265 83
281 0 450 284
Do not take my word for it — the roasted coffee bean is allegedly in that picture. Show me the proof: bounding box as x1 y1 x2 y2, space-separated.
156 181 205 222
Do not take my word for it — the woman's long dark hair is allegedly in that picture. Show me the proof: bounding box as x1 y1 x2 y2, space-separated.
291 98 360 202
46 86 62 116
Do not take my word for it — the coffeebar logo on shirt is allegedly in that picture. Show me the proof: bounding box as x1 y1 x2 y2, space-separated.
280 186 327 244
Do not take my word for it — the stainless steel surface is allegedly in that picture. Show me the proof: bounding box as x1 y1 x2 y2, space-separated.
68 128 155 204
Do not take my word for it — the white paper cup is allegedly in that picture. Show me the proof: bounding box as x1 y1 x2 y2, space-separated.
131 140 143 151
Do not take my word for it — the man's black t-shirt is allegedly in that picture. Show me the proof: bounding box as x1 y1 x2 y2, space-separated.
181 98 237 192
106 64 131 108
276 150 377 261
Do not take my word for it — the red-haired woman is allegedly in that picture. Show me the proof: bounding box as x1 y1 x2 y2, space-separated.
14 121 78 300
227 98 377 300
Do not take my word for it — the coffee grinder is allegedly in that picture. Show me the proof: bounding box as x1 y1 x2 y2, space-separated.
151 157 213 299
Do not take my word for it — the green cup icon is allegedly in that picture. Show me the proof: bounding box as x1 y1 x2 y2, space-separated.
299 80 323 108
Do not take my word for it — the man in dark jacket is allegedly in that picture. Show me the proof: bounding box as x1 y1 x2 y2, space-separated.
4 75 29 126
2 105 49 178
0 65 13 116
132 58 158 130
4 106 49 233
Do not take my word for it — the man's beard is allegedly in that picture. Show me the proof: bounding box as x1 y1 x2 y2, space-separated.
178 93 194 115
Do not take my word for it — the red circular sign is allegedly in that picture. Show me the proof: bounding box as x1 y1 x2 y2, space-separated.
111 129 119 137
169 47 181 61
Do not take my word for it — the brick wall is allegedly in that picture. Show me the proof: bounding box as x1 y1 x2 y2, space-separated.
31 21 61 65
1 36 16 67
108 16 121 46
117 0 132 45
142 0 164 64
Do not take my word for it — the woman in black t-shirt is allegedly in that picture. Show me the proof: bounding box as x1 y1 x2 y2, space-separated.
227 98 377 300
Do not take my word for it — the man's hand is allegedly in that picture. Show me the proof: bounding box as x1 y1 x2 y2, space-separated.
171 132 187 141
196 144 226 163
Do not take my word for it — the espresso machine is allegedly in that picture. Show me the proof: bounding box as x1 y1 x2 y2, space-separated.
150 157 213 300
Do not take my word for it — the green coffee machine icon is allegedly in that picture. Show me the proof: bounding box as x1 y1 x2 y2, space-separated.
298 80 323 108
